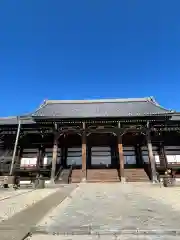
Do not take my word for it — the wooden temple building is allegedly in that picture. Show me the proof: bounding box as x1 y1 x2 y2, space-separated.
0 97 180 183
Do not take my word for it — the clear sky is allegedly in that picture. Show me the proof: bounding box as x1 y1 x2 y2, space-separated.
0 0 180 116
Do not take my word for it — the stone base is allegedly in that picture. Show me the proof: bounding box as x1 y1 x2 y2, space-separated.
81 178 87 183
121 177 126 183
36 179 45 189
152 176 158 184
0 176 15 185
32 182 36 189
152 180 159 184
48 179 55 186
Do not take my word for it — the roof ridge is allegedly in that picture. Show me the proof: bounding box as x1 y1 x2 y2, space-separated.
27 99 48 116
0 100 48 120
147 97 174 113
45 97 150 104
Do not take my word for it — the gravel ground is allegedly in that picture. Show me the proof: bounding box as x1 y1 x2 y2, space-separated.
29 183 180 240
0 187 60 222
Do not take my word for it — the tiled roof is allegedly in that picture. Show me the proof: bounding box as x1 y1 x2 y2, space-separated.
32 97 172 118
0 117 18 125
170 113 180 121
0 116 35 125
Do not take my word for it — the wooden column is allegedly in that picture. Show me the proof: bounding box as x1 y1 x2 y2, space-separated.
82 122 87 181
117 122 125 182
10 119 21 176
135 144 142 167
146 129 158 183
11 146 21 175
16 146 22 167
36 148 40 169
37 146 43 169
159 143 167 169
118 134 125 182
50 136 58 183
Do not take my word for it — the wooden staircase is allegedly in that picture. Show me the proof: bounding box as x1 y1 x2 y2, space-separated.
71 169 82 183
124 168 150 182
71 168 150 183
87 169 120 182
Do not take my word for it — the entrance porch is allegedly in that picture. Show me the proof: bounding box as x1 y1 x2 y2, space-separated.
57 132 150 183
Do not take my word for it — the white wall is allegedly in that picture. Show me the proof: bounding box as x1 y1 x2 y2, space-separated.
164 146 180 164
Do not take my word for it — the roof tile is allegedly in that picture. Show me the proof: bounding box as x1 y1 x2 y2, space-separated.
32 97 171 118
0 117 35 125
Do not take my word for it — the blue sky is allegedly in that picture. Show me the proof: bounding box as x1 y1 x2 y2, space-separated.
0 0 180 116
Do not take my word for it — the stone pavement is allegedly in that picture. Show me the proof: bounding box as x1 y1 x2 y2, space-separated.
0 188 61 223
0 188 32 202
0 184 76 240
25 234 180 240
29 183 180 240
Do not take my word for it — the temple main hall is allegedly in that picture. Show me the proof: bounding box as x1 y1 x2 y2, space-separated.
0 97 180 183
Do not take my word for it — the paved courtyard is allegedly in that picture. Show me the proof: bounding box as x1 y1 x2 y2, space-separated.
28 183 180 239
0 187 61 223
0 184 76 240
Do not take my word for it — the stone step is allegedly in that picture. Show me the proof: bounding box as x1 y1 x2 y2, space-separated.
87 179 120 182
86 169 120 183
71 169 82 183
124 169 149 182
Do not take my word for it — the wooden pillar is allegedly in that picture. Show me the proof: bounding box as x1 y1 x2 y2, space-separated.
135 144 142 167
118 134 125 182
82 122 87 181
16 146 22 168
117 122 125 182
159 143 167 169
10 119 21 176
62 134 67 168
36 148 40 169
146 129 158 183
50 136 58 183
37 146 43 169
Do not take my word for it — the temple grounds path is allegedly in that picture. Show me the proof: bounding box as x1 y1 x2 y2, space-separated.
0 188 60 222
0 184 76 240
29 183 180 240
0 183 180 239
